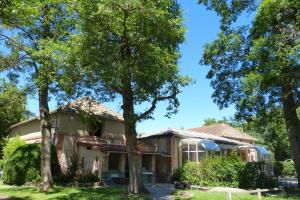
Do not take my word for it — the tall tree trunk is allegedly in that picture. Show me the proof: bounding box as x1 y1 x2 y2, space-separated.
39 87 53 191
122 90 143 194
282 88 300 187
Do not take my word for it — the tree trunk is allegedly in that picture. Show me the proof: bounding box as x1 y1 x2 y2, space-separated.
122 91 144 194
282 89 300 187
39 87 53 191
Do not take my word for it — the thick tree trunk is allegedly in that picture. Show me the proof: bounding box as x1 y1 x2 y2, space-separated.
282 89 300 187
39 88 53 191
122 91 144 194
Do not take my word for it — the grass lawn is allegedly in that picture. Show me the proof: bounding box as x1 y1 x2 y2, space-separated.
174 190 300 200
0 185 149 200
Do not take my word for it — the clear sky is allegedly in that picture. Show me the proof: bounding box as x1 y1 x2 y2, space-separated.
24 1 237 133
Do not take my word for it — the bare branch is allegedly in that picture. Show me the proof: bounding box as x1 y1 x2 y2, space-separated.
135 90 179 122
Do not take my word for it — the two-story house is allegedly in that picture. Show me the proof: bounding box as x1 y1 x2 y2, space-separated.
9 97 271 183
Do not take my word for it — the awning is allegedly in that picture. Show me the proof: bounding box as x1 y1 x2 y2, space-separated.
255 146 270 155
200 139 220 151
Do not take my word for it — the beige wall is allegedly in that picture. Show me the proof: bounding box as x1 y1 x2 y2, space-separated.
102 120 125 139
10 120 41 138
78 145 105 172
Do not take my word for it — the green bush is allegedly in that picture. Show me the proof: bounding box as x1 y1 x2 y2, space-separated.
273 161 283 177
238 162 277 189
2 138 59 185
172 153 246 187
282 160 296 177
2 144 41 185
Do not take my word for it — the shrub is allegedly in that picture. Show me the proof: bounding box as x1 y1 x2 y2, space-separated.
2 144 41 185
273 161 283 177
2 136 26 161
282 160 296 177
2 140 59 185
172 152 246 187
238 162 277 189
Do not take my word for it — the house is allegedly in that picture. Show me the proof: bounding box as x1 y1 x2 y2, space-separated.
9 97 271 183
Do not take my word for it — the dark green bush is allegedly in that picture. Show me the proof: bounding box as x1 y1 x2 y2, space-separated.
238 162 277 189
273 161 283 177
172 153 246 187
2 144 41 185
2 140 59 185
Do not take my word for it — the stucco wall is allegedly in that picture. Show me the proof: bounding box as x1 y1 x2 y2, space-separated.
102 120 125 139
10 120 41 138
57 113 89 136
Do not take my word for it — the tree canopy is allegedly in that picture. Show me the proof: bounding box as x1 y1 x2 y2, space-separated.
199 0 300 184
0 0 79 190
79 0 190 193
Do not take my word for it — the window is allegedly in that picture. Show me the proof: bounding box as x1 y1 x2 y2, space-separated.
181 139 206 163
90 120 103 137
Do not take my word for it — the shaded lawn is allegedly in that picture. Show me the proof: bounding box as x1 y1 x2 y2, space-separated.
174 190 300 200
0 186 149 200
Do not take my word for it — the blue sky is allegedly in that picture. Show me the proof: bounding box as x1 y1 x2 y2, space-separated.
23 1 238 133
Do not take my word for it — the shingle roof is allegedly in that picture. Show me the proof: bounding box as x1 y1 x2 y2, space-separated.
188 123 257 142
9 97 123 129
67 97 124 121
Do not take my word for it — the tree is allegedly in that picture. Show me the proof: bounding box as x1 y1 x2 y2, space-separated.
0 0 77 190
199 0 300 184
203 117 237 127
0 79 27 157
79 0 190 194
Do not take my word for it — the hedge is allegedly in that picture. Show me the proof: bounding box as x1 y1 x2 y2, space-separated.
1 137 59 185
172 153 245 187
172 153 277 189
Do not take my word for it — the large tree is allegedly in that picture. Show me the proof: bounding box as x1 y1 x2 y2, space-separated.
79 0 189 194
199 0 300 184
0 0 77 190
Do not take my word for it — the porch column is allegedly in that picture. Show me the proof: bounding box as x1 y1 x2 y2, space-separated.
151 155 156 183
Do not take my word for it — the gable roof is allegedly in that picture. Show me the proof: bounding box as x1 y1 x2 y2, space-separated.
9 97 123 129
188 123 257 142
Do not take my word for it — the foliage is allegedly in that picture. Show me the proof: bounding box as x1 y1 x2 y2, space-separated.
2 136 26 161
0 80 27 157
242 109 292 161
79 0 190 193
173 153 246 187
199 0 300 180
203 117 237 127
282 160 297 177
0 186 149 200
238 162 277 189
2 143 41 185
175 190 300 200
2 141 59 185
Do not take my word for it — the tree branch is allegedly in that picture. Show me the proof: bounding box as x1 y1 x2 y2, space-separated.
0 33 31 55
135 90 179 122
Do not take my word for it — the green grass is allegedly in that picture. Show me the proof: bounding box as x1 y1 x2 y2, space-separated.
0 185 149 200
174 190 300 200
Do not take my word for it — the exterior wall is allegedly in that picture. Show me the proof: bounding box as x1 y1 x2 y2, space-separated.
101 120 125 143
78 145 105 173
57 113 90 136
10 120 41 138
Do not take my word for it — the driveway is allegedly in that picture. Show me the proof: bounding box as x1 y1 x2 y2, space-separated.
145 184 175 200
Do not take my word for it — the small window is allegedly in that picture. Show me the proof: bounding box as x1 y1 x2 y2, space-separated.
90 120 103 137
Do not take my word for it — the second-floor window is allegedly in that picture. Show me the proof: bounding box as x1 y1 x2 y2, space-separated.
90 120 103 137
